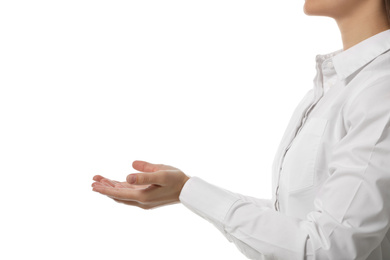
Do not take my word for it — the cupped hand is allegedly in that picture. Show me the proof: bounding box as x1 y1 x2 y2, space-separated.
91 160 190 209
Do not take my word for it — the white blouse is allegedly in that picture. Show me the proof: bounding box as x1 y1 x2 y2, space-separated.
179 29 390 259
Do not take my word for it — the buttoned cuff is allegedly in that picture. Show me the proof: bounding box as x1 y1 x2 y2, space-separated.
179 177 241 223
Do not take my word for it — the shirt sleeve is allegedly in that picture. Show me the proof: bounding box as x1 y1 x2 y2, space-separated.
179 77 390 260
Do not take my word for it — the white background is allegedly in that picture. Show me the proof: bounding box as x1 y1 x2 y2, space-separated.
0 1 341 259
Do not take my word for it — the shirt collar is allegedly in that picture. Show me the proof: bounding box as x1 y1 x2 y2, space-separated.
331 29 390 80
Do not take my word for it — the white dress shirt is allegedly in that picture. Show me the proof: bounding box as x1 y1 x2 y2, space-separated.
179 29 390 260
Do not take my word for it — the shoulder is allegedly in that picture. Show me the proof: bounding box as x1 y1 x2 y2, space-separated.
343 53 390 126
347 51 390 110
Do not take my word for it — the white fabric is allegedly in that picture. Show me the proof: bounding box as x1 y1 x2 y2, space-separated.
179 29 390 260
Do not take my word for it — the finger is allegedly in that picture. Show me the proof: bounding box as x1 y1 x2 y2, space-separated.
132 160 160 172
92 185 141 201
132 161 177 172
93 175 105 182
93 175 121 186
92 181 110 188
126 172 165 186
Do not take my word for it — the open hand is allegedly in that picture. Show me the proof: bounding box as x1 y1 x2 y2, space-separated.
92 160 190 209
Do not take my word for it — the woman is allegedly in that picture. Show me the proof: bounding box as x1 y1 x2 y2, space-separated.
92 0 390 259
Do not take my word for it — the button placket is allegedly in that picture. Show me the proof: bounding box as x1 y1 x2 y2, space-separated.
274 108 312 211
274 57 325 211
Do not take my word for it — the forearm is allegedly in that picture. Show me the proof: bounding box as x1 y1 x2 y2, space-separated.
180 177 308 259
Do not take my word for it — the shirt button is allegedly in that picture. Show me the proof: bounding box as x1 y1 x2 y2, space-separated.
327 61 333 68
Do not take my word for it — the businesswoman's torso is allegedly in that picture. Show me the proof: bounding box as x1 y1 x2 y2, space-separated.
272 29 390 259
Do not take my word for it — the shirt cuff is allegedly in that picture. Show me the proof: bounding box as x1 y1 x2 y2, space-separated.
179 176 241 223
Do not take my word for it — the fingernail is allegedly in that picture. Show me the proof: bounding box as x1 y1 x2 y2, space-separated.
128 174 136 184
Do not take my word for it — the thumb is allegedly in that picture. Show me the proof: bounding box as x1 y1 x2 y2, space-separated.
132 160 177 172
127 172 163 185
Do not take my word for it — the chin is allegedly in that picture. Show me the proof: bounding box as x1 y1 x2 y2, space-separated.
303 3 319 16
303 1 337 18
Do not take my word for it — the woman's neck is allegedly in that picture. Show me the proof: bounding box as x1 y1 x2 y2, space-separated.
335 1 390 50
